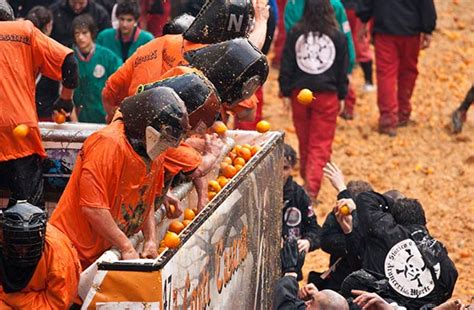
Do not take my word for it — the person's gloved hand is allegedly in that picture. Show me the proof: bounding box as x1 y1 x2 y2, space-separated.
281 238 299 274
53 97 74 114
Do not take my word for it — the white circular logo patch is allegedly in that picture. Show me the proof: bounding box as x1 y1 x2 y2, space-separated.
384 239 440 298
283 207 301 227
93 64 105 78
295 32 336 75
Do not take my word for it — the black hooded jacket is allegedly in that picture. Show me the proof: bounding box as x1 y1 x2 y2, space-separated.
282 177 321 251
354 191 458 309
50 0 111 47
357 0 437 36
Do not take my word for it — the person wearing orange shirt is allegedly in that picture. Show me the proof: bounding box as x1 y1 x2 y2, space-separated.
0 2 78 209
0 201 81 309
50 87 190 269
102 0 269 122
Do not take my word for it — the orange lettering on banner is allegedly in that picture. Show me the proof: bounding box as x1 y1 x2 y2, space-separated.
215 240 225 293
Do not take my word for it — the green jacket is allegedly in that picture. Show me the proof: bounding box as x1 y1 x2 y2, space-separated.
74 44 123 124
96 27 154 61
284 0 356 73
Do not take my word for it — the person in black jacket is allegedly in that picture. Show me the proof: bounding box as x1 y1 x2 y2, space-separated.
279 0 349 200
308 162 373 291
282 144 321 281
49 0 111 47
357 0 437 136
341 191 458 309
274 239 350 310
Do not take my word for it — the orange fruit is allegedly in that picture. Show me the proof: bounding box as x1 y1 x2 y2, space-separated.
183 208 196 221
239 147 252 161
242 144 252 149
256 120 270 133
296 88 314 105
168 204 176 215
13 124 29 139
223 156 233 165
53 112 67 124
192 208 199 215
233 157 246 166
208 180 222 192
182 219 191 227
213 121 227 135
228 151 237 161
158 246 167 254
340 205 350 216
217 176 229 188
168 220 185 234
163 231 181 249
159 239 166 248
233 145 242 154
220 162 230 171
251 145 261 155
222 165 237 178
234 164 243 171
208 191 217 200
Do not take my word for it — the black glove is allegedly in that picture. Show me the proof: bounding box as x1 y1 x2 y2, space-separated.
53 97 74 114
280 238 299 274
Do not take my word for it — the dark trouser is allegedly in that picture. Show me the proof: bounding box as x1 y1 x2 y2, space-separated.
0 154 44 208
459 85 474 112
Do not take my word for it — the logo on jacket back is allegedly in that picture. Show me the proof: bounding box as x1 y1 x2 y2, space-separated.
283 206 301 227
295 32 336 75
385 239 440 298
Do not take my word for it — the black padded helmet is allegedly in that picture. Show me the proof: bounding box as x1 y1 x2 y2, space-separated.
163 14 195 35
183 0 254 44
184 38 269 106
137 72 221 131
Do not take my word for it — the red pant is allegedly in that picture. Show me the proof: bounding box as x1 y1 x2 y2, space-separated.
346 9 373 63
234 87 263 130
272 0 287 67
291 91 339 197
375 34 420 128
344 83 356 116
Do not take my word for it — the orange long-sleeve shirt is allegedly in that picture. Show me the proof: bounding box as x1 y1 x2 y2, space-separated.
0 20 72 162
0 225 81 309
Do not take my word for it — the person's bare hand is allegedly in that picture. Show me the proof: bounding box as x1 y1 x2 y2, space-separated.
205 133 224 157
433 299 467 310
298 283 318 301
352 290 394 310
297 239 311 254
184 135 206 152
140 240 158 259
253 0 270 22
323 162 347 192
334 204 353 234
420 33 432 50
358 23 369 41
164 191 183 218
121 245 139 260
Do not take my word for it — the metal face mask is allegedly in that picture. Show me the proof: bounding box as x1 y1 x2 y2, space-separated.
145 124 185 161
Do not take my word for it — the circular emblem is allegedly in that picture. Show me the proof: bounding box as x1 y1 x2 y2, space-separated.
295 32 336 75
283 207 301 227
93 64 105 78
384 239 440 298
